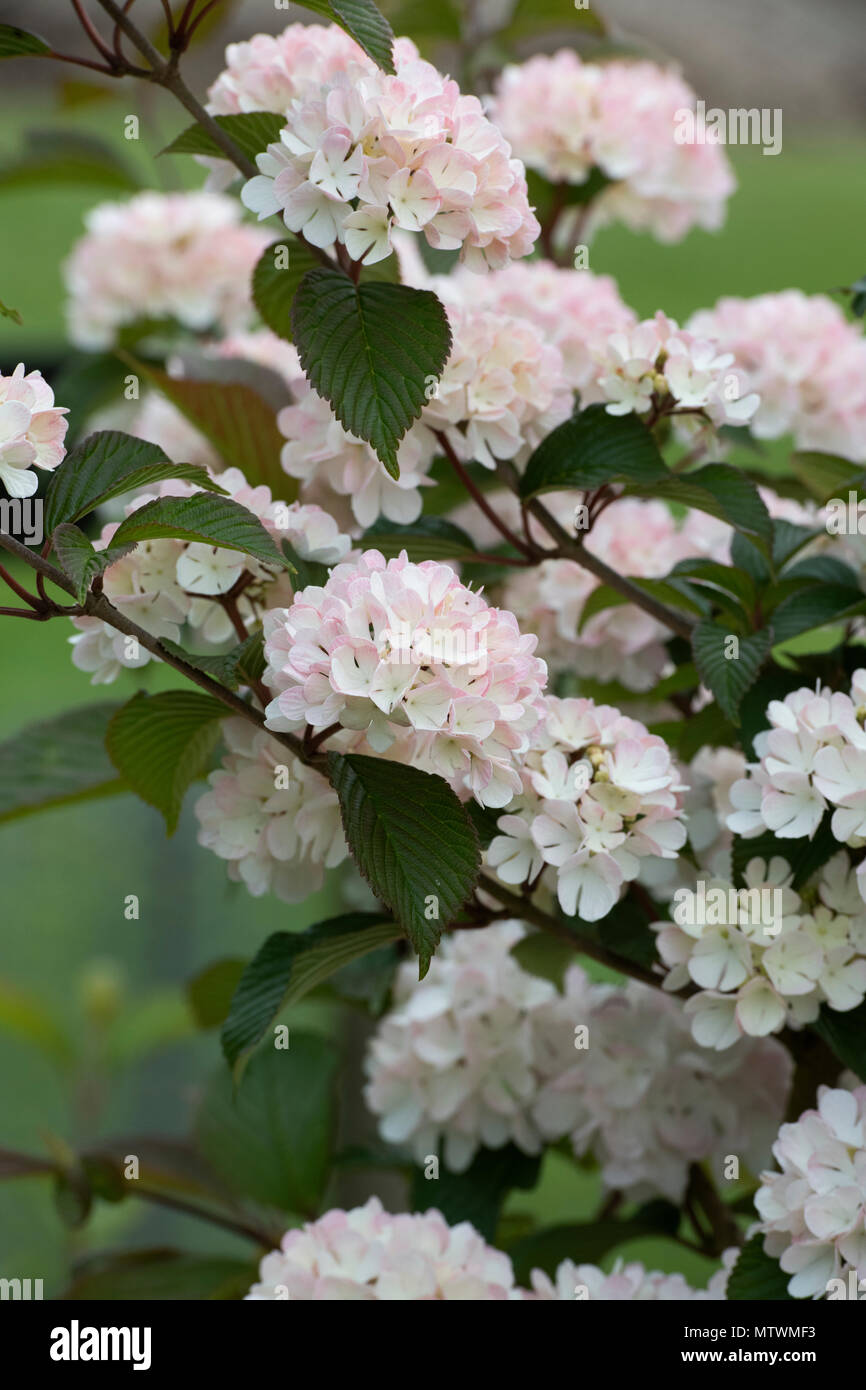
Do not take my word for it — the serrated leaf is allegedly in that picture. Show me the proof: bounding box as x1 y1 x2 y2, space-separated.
123 354 293 495
196 1037 338 1214
626 463 773 546
44 430 226 532
691 622 773 724
411 1144 541 1242
52 523 135 603
252 238 320 342
772 520 819 569
291 269 452 477
520 404 666 500
160 111 286 163
726 1234 793 1300
109 493 291 573
298 0 395 71
671 558 756 610
106 691 226 834
327 753 480 974
362 515 480 561
221 914 403 1077
0 704 126 825
770 584 866 644
0 25 51 57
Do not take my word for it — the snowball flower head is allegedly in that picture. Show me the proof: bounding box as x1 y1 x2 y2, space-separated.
241 45 539 269
364 921 559 1172
654 853 866 1049
0 364 68 498
64 192 270 349
486 694 687 920
526 1255 732 1301
689 291 866 462
490 51 734 243
262 549 548 808
755 1086 866 1297
195 716 347 901
246 1196 516 1299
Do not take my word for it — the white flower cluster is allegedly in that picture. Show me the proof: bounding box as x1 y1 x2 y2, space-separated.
364 922 791 1199
654 854 866 1050
486 695 687 921
525 1255 733 1301
755 1086 866 1298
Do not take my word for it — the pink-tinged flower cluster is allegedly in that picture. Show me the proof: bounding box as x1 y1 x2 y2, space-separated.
654 854 866 1050
727 674 866 907
432 261 636 394
240 46 539 270
593 311 759 427
688 291 866 462
195 717 346 901
69 466 351 683
262 550 547 808
524 1254 733 1301
421 302 573 468
503 495 730 691
532 968 790 1201
755 1087 866 1298
64 192 270 349
245 1197 516 1299
0 364 68 498
486 695 687 920
490 52 735 243
364 921 559 1172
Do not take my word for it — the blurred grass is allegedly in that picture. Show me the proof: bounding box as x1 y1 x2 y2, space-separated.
0 85 864 1293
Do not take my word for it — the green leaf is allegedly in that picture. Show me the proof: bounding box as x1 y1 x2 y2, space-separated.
520 404 666 500
196 1037 339 1214
790 451 864 504
221 914 403 1078
738 668 807 760
0 25 51 57
411 1144 541 1242
691 622 773 724
772 520 819 570
327 753 480 975
252 238 321 342
577 575 708 632
812 999 866 1081
186 959 246 1030
326 942 401 1016
0 296 21 325
51 523 134 603
106 691 226 834
726 1234 793 1301
64 1250 256 1301
770 584 866 644
291 269 452 477
362 515 480 562
649 702 737 761
507 1202 680 1285
109 492 291 573
510 933 575 990
161 111 287 163
298 0 395 71
670 558 756 610
625 463 773 547
158 640 247 691
731 530 771 585
123 353 294 495
0 129 140 192
44 430 226 532
0 704 126 826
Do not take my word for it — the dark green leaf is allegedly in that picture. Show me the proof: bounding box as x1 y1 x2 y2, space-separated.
411 1144 541 1242
726 1233 793 1301
109 492 291 572
520 404 666 500
64 1250 256 1301
252 238 321 343
0 25 51 57
196 1037 339 1214
187 959 246 1030
731 530 771 585
161 111 286 163
691 622 773 724
44 430 226 532
507 1202 680 1285
326 942 401 1016
363 515 480 562
671 558 756 610
328 753 480 974
0 704 126 826
510 933 575 990
770 584 866 644
812 999 866 1082
291 269 452 477
106 691 226 834
626 463 772 546
790 451 864 504
772 521 819 569
298 0 395 70
221 914 402 1077
52 523 134 603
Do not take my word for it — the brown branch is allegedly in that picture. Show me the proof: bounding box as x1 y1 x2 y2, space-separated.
437 434 536 561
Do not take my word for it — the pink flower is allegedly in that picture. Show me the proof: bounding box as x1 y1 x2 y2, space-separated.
246 1197 516 1299
0 364 68 497
526 1254 734 1300
64 192 270 349
262 550 548 808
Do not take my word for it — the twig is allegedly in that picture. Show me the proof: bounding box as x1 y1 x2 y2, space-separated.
437 434 536 561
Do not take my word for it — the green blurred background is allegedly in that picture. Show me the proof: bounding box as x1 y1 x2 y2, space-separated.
1 0 865 1295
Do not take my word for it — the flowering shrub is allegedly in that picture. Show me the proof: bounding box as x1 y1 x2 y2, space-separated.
2 0 865 1315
